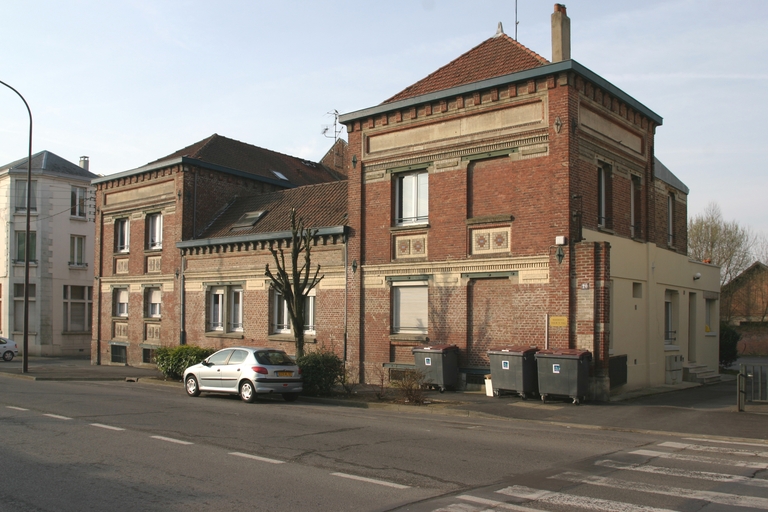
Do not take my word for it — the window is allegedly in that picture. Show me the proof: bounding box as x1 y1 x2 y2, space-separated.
147 213 163 250
705 298 717 334
15 231 36 263
207 285 243 333
632 282 642 299
142 348 156 364
111 345 127 364
13 283 36 333
597 163 612 229
664 289 677 344
271 290 314 334
145 287 161 318
667 193 675 246
15 180 37 212
114 288 129 317
63 285 92 332
392 281 428 334
395 171 428 226
71 186 87 218
630 175 641 238
115 218 130 253
70 235 86 266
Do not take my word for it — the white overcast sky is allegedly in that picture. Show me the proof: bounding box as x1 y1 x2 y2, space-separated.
1 0 766 236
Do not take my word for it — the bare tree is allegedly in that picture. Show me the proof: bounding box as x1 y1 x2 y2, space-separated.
265 208 323 358
687 202 754 287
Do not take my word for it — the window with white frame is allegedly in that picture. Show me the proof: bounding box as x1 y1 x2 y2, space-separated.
15 180 37 212
114 288 129 317
147 213 163 250
597 163 612 229
71 186 87 218
13 283 36 332
392 281 428 334
70 235 86 266
145 287 161 318
63 285 92 332
664 289 678 343
15 231 36 263
395 171 428 226
207 285 243 333
271 290 315 335
705 298 717 334
115 218 130 253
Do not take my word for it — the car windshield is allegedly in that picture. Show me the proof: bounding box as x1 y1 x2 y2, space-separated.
254 351 294 366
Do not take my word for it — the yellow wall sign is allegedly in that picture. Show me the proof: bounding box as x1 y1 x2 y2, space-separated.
549 316 568 327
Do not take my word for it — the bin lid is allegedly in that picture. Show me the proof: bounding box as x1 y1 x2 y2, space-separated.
487 346 538 355
536 348 592 360
411 344 459 353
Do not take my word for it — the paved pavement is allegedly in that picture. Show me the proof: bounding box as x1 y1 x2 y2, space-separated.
1 355 766 441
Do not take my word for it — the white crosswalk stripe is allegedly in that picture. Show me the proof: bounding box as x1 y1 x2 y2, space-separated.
659 440 768 458
595 458 768 487
551 471 768 509
630 448 768 469
497 485 676 511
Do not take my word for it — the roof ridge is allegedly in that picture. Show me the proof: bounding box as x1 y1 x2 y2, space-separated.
496 33 549 65
189 133 219 158
210 133 324 167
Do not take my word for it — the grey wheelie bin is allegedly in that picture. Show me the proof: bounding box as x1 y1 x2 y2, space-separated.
487 346 539 398
536 349 591 404
412 344 459 392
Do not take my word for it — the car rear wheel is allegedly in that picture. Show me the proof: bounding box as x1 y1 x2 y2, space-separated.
185 375 200 397
282 393 299 402
240 380 257 403
2 351 13 362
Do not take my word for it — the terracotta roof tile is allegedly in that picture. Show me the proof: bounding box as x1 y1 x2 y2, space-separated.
147 134 344 187
384 33 548 104
199 180 347 239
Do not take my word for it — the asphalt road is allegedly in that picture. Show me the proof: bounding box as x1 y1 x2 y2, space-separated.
1 376 766 511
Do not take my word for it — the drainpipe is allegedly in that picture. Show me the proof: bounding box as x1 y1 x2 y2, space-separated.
343 229 348 362
179 250 186 345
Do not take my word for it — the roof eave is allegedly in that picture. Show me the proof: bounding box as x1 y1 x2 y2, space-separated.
91 156 297 189
176 225 347 250
339 60 663 126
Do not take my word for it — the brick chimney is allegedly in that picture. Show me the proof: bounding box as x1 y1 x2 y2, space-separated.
551 3 571 62
79 156 89 171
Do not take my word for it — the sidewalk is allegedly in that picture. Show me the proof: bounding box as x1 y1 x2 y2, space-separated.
1 356 766 441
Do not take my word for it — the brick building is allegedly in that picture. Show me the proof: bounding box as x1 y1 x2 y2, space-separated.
339 6 720 397
91 134 345 365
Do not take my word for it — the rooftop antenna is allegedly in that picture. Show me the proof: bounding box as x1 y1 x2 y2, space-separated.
515 0 519 40
322 109 343 142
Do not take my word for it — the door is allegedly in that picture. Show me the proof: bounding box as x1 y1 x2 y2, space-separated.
198 349 234 389
688 293 697 363
220 349 249 390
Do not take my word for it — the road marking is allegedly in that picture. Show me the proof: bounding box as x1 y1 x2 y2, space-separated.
331 472 410 489
229 452 285 464
43 414 71 420
595 459 768 487
458 494 542 511
6 406 28 411
150 435 193 445
684 437 768 448
660 441 768 458
497 485 675 511
552 471 768 509
90 423 125 431
631 449 768 469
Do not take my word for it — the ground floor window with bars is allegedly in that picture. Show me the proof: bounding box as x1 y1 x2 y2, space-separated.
63 285 92 332
13 283 36 333
207 285 243 333
111 344 127 364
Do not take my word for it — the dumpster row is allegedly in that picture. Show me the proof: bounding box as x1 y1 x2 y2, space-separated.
412 345 591 404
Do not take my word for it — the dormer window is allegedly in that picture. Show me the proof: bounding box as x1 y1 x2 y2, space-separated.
231 211 266 230
271 170 288 180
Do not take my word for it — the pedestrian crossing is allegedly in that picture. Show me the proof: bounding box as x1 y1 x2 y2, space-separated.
426 437 768 512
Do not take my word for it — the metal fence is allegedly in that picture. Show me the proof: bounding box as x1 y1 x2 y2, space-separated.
737 364 768 412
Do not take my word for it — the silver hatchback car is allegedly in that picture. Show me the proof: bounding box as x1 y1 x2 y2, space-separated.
183 347 302 402
1 337 18 362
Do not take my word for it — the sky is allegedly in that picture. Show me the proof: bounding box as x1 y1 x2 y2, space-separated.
1 0 766 236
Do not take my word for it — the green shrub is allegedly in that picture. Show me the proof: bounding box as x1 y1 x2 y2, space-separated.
297 350 344 396
719 322 740 369
155 345 215 380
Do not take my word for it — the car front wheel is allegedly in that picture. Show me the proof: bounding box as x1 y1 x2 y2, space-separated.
2 351 13 362
239 380 257 403
185 375 200 397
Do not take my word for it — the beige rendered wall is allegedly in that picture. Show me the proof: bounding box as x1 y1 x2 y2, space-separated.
583 229 720 391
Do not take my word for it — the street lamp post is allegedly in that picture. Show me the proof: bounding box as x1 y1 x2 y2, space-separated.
0 79 33 374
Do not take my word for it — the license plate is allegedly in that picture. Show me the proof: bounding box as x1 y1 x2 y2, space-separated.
276 371 293 377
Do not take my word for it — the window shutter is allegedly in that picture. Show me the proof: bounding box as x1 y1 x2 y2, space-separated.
394 285 428 333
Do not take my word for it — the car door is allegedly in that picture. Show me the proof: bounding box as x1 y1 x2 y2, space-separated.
220 349 249 390
198 349 234 389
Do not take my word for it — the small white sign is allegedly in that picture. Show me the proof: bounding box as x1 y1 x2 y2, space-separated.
502 360 510 370
424 357 432 366
553 364 561 374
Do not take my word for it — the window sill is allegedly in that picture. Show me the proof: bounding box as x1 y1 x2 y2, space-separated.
144 248 162 254
664 344 680 351
465 214 514 226
267 334 317 343
62 331 91 335
14 210 38 216
12 261 38 267
597 226 615 235
204 331 244 339
390 334 428 344
705 333 718 338
69 264 88 270
390 223 430 233
70 216 88 222
143 317 162 322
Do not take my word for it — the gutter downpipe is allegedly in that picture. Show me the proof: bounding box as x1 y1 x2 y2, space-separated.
343 229 348 362
180 250 186 345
